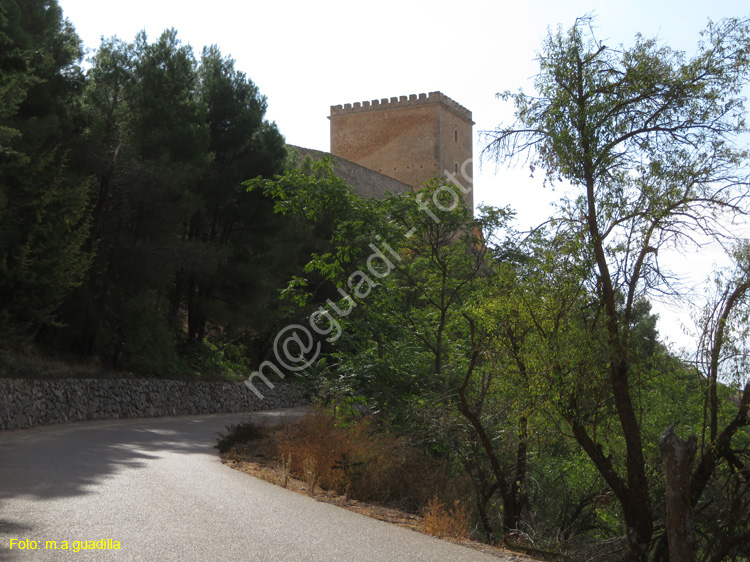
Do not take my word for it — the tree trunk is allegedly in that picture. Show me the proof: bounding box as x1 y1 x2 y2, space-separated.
458 316 523 533
659 425 697 562
476 494 497 545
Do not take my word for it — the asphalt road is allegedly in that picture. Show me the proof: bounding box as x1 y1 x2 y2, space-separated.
0 408 504 561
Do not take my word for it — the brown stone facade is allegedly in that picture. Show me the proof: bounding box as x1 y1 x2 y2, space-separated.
329 92 474 210
293 146 412 199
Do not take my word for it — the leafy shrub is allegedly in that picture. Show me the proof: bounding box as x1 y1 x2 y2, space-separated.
216 420 264 453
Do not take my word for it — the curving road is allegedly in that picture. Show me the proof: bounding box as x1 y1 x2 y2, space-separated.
0 408 507 561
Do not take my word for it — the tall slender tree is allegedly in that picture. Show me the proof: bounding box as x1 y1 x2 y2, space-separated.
176 45 287 345
485 16 750 561
0 0 90 341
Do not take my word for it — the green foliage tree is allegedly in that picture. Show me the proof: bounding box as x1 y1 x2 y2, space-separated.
252 163 542 538
70 29 209 371
52 29 289 374
0 3 36 157
682 242 750 560
247 158 395 379
176 45 287 346
486 16 750 561
0 0 91 341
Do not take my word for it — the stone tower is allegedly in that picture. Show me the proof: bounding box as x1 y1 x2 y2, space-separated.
329 92 473 209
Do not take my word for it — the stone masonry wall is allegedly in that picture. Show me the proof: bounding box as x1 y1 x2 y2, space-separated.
293 145 412 199
330 99 442 189
329 91 474 207
0 378 310 431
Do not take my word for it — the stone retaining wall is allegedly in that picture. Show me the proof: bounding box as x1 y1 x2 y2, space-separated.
0 378 310 430
292 145 412 200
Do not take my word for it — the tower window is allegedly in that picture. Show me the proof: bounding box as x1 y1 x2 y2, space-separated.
454 130 458 142
455 163 458 173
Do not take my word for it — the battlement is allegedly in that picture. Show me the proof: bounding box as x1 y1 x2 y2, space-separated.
330 91 473 122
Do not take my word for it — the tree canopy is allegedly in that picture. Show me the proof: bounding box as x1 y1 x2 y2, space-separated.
0 2 292 376
486 15 750 562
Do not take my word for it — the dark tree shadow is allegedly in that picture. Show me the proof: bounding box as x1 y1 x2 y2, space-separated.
0 407 310 553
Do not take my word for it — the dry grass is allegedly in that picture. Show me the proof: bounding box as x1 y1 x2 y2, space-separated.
218 408 456 508
265 409 454 511
218 412 542 561
421 495 470 540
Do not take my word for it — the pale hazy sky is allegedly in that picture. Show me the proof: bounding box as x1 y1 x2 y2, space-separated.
57 0 750 352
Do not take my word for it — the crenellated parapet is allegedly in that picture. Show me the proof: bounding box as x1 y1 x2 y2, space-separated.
330 91 473 122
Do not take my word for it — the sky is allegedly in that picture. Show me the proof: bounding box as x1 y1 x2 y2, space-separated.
57 0 750 353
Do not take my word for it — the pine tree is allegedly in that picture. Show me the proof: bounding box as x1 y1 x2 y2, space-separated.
59 30 291 373
0 0 91 340
175 45 288 345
